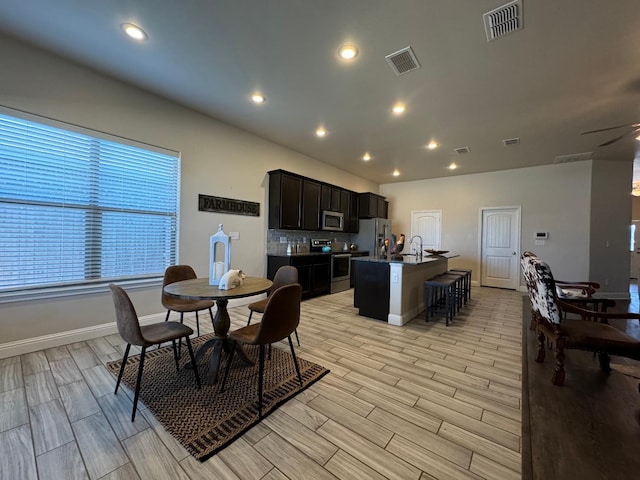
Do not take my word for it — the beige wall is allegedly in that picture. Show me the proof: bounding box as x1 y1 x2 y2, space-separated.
381 159 632 295
589 159 633 293
0 34 377 344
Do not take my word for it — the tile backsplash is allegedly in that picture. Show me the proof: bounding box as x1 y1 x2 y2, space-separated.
267 229 352 255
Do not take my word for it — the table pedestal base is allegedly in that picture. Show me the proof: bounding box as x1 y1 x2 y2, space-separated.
193 336 252 383
193 297 253 383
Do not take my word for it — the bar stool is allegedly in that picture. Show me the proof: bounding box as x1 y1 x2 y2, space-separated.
425 274 458 325
449 268 472 303
440 271 466 313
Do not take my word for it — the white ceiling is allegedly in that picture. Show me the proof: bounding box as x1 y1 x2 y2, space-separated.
1 0 640 185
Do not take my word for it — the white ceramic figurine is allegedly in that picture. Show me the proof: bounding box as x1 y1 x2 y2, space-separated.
218 269 246 290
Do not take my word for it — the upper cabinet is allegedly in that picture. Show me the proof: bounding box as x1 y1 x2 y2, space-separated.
348 191 359 232
268 169 372 232
269 171 301 229
358 192 388 219
320 184 342 212
301 179 321 230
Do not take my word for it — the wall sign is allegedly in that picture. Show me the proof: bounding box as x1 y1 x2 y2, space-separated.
198 194 260 217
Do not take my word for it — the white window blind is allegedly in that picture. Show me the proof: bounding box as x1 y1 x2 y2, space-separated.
0 111 179 293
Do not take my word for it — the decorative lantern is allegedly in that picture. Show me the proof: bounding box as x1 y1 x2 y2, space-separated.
209 224 231 286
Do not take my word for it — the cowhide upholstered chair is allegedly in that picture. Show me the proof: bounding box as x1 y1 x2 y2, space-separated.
521 251 613 328
521 251 541 330
526 257 640 386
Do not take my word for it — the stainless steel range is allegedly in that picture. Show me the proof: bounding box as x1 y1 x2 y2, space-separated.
310 239 352 294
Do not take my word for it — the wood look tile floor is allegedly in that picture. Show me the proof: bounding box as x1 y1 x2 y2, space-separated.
0 286 523 480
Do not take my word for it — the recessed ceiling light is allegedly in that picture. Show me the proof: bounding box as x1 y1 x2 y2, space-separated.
121 23 147 41
392 103 406 115
316 127 327 138
448 163 458 170
427 141 438 150
251 93 265 104
338 45 359 60
362 153 371 161
393 169 400 176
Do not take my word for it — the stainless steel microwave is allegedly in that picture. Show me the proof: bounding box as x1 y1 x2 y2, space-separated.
322 210 344 231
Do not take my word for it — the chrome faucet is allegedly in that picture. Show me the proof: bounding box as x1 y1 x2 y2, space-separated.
409 235 423 258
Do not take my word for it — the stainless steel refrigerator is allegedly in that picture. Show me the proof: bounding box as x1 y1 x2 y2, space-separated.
353 218 392 258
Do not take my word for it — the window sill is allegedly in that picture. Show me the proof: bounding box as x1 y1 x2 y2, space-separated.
0 277 163 304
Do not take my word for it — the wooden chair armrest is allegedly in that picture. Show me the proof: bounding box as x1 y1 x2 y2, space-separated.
556 280 600 289
558 299 640 322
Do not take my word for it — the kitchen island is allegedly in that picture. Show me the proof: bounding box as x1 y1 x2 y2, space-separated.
352 254 454 325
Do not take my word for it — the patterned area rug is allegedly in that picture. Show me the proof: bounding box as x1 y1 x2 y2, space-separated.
106 334 329 462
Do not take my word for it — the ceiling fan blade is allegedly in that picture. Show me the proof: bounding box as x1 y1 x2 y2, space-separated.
581 123 640 135
598 127 640 147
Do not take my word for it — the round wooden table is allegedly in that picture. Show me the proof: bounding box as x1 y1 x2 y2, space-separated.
163 276 272 383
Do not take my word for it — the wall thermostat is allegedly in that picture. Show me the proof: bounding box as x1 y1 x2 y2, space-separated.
535 232 549 239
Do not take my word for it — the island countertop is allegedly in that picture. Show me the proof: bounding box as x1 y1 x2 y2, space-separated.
353 253 458 265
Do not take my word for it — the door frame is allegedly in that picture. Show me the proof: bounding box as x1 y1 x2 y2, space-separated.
478 205 522 289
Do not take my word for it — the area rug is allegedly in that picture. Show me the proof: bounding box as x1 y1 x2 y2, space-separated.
106 334 329 462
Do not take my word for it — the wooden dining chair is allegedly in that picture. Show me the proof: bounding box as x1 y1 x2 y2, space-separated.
110 284 201 421
162 265 215 337
247 265 300 346
221 283 303 417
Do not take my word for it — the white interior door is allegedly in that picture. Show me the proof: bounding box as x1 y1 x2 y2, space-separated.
411 210 442 253
481 207 520 289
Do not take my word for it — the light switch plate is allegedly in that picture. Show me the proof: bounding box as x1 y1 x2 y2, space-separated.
280 236 287 243
229 231 240 240
535 239 545 246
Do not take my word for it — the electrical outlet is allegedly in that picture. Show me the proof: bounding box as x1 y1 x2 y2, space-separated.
229 231 239 240
391 272 399 283
280 237 287 243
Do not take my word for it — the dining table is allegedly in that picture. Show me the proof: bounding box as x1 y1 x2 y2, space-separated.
163 276 272 383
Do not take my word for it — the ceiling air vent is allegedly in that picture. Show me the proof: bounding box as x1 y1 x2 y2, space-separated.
483 0 523 42
385 46 421 76
502 137 520 146
553 152 593 164
454 147 471 155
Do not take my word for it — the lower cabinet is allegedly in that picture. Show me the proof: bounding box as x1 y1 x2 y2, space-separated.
267 254 330 299
353 260 390 321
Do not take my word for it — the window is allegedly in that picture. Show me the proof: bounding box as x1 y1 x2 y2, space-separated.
0 110 180 296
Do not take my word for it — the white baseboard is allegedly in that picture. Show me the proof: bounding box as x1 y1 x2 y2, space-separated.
0 296 258 360
388 305 421 326
0 312 165 360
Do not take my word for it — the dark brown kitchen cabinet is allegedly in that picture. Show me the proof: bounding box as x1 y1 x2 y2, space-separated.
269 169 382 231
339 189 349 217
267 254 330 299
348 191 359 232
269 171 301 229
358 192 388 219
320 184 331 211
301 179 321 230
321 184 342 212
377 196 386 218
